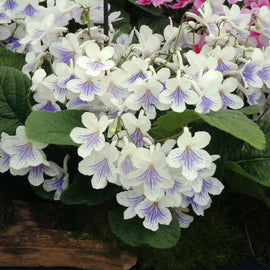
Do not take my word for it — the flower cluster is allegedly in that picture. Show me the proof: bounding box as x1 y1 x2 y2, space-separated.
0 0 269 232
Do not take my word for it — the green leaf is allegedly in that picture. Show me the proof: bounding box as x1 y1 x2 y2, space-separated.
225 170 270 209
25 110 84 145
109 207 181 248
239 105 261 115
61 174 121 206
225 161 270 187
150 110 265 150
0 66 31 135
0 46 25 70
200 110 265 150
128 0 163 16
223 120 270 187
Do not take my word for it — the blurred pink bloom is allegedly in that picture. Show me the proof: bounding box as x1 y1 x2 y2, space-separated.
169 0 204 9
136 0 172 7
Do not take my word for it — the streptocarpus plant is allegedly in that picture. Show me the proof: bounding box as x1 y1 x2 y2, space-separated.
0 0 269 248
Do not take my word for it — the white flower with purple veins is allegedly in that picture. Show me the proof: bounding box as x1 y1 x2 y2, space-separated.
78 143 119 189
76 43 114 77
126 79 169 119
65 92 89 110
167 127 212 181
135 197 172 231
45 63 74 103
193 177 224 206
32 84 61 112
245 86 265 106
257 60 270 88
10 160 59 186
164 179 184 207
160 77 198 113
174 207 194 228
70 112 110 158
1 126 47 170
240 61 263 88
121 57 151 85
0 133 11 173
20 14 67 45
116 186 145 219
118 143 138 189
104 70 128 101
0 7 11 24
120 111 152 147
210 46 238 72
1 0 18 14
129 145 174 201
185 50 217 78
16 0 42 17
181 194 212 216
50 33 82 65
43 156 69 201
195 70 223 114
219 77 244 109
67 67 104 102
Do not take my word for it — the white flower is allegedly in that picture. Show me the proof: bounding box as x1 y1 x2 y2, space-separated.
135 197 172 231
160 77 198 113
167 127 212 180
129 145 174 201
77 42 114 76
43 156 69 200
78 143 119 189
116 186 145 219
70 112 110 158
2 126 47 170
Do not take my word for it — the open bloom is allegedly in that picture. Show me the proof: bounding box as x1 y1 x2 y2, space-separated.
77 42 114 76
70 112 110 158
2 126 48 170
167 127 212 180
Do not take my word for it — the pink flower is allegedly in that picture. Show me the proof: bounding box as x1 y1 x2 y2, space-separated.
169 0 204 9
136 0 172 7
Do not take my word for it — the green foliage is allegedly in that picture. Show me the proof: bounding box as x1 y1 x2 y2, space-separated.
60 174 121 206
222 120 270 206
239 104 261 115
0 66 31 135
109 207 181 248
225 170 270 209
25 110 85 145
150 109 265 150
0 46 25 70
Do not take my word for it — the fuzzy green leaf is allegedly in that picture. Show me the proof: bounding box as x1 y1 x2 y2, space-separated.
223 120 270 187
109 207 181 248
150 110 265 150
25 110 84 145
0 66 31 135
225 170 270 209
61 175 121 206
0 46 25 70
